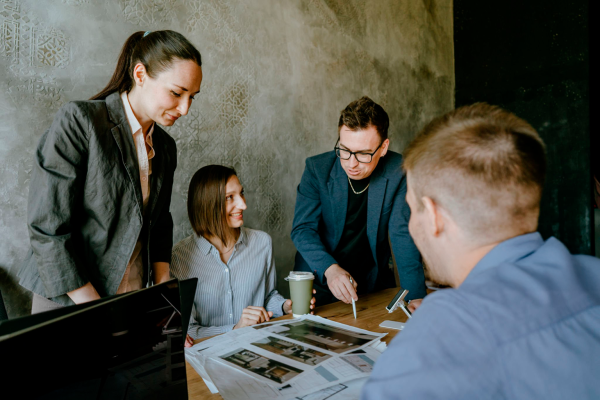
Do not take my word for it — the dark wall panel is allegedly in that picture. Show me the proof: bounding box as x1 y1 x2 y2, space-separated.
454 0 591 254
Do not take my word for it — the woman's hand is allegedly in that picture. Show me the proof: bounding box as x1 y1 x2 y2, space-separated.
152 262 171 284
233 306 273 329
184 334 194 348
66 282 101 305
283 289 317 315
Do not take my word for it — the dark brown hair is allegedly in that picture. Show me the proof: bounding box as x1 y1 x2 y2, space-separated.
91 30 202 100
187 165 238 246
404 102 546 240
338 96 389 140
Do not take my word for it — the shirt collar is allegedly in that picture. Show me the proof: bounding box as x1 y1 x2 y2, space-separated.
194 234 213 255
464 232 545 282
193 227 248 255
120 91 154 139
237 227 248 247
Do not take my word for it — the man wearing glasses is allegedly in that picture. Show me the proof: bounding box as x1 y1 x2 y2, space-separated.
291 96 426 306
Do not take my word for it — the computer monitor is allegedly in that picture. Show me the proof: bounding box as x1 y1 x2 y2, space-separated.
0 278 197 400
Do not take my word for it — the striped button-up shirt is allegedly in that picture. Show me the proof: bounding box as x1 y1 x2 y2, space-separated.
171 227 286 339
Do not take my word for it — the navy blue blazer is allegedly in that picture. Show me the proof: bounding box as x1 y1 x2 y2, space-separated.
291 150 426 300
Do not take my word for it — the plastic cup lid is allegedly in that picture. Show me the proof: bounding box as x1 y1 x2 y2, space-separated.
285 271 315 281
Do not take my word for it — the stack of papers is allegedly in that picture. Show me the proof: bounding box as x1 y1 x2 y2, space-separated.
185 315 387 400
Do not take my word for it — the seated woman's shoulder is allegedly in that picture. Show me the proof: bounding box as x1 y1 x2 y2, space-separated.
171 234 199 277
242 227 272 245
172 234 197 255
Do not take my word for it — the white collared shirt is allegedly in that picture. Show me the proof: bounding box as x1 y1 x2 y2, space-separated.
120 91 155 210
116 91 156 294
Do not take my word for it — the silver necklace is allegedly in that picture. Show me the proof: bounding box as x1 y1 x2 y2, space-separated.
348 176 369 194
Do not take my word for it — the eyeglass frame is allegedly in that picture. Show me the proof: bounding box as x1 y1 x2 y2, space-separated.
334 138 384 164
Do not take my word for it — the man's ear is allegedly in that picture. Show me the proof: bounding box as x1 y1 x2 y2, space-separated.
380 138 390 157
422 196 444 237
132 62 147 87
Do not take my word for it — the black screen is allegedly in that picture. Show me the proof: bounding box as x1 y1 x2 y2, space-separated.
0 279 195 400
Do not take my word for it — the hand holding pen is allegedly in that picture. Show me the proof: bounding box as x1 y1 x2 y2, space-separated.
324 264 358 304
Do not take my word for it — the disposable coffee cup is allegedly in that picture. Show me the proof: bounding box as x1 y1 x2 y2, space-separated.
285 272 315 318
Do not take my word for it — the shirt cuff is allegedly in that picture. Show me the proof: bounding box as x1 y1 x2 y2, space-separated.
280 299 288 317
266 290 286 318
188 323 236 340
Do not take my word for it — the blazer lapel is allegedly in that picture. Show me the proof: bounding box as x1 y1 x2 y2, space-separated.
106 92 143 222
148 127 166 222
367 164 388 261
327 159 348 247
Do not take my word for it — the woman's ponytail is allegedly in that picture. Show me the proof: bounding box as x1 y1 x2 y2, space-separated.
90 31 144 100
90 30 201 101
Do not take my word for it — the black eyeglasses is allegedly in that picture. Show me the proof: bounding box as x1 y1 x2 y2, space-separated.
334 139 383 163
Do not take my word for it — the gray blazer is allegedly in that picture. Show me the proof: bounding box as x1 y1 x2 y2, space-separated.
18 92 177 306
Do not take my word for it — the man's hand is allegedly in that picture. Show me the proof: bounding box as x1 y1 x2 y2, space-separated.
324 264 357 304
184 334 194 348
283 289 317 315
407 298 423 313
233 306 273 329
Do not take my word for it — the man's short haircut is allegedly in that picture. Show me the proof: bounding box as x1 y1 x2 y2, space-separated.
187 165 238 246
404 103 546 242
338 96 389 141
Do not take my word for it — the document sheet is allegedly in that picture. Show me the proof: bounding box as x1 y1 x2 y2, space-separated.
185 315 387 399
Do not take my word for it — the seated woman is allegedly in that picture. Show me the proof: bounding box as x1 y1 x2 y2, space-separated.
171 165 315 339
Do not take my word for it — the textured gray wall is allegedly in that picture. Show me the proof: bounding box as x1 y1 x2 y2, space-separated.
0 0 454 317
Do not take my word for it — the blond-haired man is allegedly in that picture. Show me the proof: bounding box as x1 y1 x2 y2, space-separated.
362 104 600 399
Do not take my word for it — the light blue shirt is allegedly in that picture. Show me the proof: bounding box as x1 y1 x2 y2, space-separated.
171 227 286 339
362 232 600 399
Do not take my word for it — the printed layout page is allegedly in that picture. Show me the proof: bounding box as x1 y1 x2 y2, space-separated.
205 347 381 400
186 315 386 393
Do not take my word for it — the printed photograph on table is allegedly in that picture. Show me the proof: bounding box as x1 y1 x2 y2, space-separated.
219 348 303 385
252 319 289 330
253 324 271 330
340 354 374 373
251 336 332 366
262 320 379 354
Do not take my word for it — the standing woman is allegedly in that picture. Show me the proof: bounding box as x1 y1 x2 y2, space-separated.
18 30 203 312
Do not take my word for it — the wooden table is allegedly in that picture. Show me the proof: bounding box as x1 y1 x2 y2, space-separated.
186 287 408 399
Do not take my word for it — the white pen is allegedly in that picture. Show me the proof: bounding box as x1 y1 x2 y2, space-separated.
349 277 357 319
